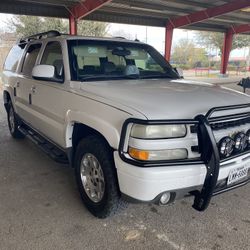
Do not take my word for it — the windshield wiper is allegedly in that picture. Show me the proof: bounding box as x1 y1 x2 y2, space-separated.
79 73 178 82
140 74 175 79
80 74 140 81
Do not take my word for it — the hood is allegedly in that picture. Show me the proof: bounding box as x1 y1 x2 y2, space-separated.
80 79 250 119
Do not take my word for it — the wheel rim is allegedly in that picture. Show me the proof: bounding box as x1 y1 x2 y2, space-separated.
9 106 15 133
80 153 105 203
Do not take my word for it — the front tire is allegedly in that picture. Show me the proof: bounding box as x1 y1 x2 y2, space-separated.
75 135 125 218
7 101 24 139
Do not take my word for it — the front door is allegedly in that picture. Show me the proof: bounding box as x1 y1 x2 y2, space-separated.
27 41 66 147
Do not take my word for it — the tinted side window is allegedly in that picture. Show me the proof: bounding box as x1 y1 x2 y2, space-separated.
4 45 25 72
41 42 64 80
22 44 42 76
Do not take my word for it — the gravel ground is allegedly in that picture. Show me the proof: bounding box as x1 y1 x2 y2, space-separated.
0 86 250 250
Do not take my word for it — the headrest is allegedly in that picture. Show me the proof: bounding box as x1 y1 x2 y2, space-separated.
124 65 139 76
104 62 116 73
53 59 63 76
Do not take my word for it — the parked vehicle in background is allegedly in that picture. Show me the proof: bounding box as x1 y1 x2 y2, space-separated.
2 30 250 218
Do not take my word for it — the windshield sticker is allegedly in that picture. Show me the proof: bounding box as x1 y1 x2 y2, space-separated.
88 47 98 54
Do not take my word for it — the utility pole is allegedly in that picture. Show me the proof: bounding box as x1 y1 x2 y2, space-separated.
247 46 250 72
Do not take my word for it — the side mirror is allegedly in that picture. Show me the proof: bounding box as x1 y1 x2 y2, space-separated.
32 65 63 83
175 67 184 78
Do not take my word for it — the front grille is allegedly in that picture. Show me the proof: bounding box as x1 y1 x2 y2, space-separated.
210 117 250 131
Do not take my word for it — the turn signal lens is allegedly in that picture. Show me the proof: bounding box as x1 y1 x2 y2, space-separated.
128 147 188 161
129 147 149 161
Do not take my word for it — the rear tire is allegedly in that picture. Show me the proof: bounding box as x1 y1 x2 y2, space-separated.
7 101 24 139
74 135 126 218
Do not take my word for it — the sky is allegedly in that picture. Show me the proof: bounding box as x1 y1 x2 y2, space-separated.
0 13 247 57
109 23 248 57
108 23 193 54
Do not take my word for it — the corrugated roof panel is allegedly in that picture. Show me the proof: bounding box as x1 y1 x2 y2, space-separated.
0 0 249 33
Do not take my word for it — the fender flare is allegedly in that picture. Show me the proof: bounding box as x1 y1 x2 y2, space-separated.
64 110 121 149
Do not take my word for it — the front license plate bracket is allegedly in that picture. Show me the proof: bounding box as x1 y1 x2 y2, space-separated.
227 166 249 186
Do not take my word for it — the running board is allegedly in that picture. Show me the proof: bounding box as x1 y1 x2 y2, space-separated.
18 125 69 164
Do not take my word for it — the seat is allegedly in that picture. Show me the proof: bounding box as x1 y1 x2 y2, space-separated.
53 59 64 77
103 62 116 74
82 65 96 74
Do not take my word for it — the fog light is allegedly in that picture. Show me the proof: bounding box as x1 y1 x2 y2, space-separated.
160 192 171 205
246 130 250 146
234 132 248 152
219 136 235 158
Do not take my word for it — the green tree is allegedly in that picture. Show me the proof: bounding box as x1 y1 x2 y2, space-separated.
195 31 250 55
77 20 109 37
7 15 109 38
172 39 208 68
7 16 67 38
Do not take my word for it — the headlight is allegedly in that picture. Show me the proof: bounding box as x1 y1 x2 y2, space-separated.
128 147 188 161
130 124 187 139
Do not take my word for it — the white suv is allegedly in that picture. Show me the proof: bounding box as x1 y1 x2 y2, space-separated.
2 30 250 218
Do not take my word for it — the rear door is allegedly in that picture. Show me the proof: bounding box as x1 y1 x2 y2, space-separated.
15 43 42 123
2 44 26 111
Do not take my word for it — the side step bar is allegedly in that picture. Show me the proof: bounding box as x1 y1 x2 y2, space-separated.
18 125 69 164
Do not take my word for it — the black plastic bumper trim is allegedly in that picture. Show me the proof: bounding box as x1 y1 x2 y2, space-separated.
213 179 250 196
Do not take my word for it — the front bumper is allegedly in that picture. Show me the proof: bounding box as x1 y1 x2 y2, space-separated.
114 151 250 202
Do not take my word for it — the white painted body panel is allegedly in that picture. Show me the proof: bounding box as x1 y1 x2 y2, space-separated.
78 79 250 119
115 151 250 201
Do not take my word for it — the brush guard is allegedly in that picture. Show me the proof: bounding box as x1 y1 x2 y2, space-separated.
192 103 250 211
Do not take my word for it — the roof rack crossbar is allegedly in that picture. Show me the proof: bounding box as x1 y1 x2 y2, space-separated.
19 30 61 44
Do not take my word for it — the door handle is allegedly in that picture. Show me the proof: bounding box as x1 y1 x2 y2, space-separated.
14 82 20 97
31 86 36 94
29 93 32 105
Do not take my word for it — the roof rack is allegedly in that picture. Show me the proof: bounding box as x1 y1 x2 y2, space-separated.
19 30 61 44
113 36 127 40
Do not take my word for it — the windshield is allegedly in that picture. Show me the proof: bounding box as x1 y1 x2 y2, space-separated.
67 39 180 81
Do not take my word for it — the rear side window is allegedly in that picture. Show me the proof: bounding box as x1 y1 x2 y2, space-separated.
41 41 64 80
4 45 25 72
21 43 42 76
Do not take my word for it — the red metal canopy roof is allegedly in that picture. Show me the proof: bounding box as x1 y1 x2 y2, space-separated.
0 0 250 34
